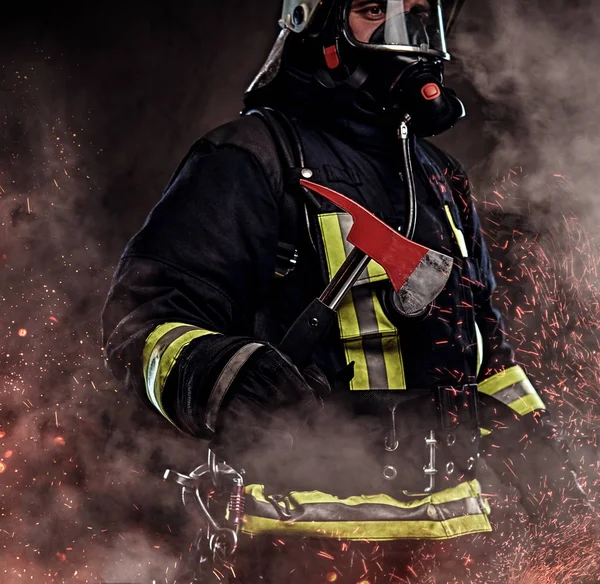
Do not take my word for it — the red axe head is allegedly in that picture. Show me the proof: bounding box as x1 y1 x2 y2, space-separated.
301 179 453 315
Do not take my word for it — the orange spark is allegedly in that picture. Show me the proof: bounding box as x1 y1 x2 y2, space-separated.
17 328 27 337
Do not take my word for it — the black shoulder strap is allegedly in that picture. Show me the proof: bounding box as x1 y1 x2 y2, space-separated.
245 107 308 278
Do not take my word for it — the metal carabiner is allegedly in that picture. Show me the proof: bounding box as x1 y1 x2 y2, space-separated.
164 451 245 563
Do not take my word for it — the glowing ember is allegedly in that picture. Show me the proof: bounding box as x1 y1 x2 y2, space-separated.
325 572 338 582
4 450 13 458
53 436 66 446
17 328 27 337
0 462 6 473
0 430 5 439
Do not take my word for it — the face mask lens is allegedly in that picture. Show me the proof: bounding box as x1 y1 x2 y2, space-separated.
345 0 447 56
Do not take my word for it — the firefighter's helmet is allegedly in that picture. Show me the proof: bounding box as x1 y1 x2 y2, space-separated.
248 0 466 94
247 0 467 137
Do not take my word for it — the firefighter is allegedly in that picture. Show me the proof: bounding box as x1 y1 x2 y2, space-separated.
102 1 591 581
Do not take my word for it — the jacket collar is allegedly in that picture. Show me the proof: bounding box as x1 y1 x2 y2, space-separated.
245 65 403 161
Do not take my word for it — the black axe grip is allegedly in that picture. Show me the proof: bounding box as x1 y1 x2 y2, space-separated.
279 298 337 369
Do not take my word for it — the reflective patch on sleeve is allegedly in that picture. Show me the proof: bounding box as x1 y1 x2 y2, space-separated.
143 322 219 424
204 342 265 432
241 480 491 540
478 365 546 416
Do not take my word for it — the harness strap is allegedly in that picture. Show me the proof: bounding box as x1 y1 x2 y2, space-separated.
245 107 308 278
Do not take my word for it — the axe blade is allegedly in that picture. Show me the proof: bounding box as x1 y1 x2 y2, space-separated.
301 179 453 311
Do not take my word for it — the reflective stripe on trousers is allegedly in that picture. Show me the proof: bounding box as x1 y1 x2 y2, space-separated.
241 480 491 540
318 212 406 390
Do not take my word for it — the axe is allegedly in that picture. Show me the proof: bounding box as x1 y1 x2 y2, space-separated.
279 180 453 368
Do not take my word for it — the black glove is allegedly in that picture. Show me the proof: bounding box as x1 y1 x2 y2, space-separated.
208 343 330 473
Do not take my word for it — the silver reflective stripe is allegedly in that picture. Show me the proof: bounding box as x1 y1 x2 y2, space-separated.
338 213 387 286
318 212 406 390
340 214 395 389
361 335 389 389
351 286 389 389
339 214 371 285
246 493 486 523
490 380 539 408
205 343 265 432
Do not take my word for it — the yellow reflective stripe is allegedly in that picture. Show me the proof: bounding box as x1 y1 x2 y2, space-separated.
381 336 407 390
143 323 219 423
319 212 386 284
318 212 406 390
366 257 387 283
475 322 483 377
444 205 468 258
318 214 347 279
338 297 361 341
373 292 406 389
345 339 370 390
478 365 546 416
478 365 528 396
241 481 491 540
246 479 482 508
318 214 362 341
509 393 547 416
142 322 185 373
444 204 482 379
241 514 491 540
371 289 397 336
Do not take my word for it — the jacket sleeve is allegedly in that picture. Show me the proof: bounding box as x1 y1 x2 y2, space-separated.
102 136 288 437
448 163 547 417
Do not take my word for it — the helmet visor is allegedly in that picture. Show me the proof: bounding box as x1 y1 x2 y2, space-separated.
343 0 449 59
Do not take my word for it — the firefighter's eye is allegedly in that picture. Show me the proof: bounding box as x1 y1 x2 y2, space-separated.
357 3 387 20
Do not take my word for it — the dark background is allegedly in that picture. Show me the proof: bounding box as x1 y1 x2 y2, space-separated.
1 1 599 582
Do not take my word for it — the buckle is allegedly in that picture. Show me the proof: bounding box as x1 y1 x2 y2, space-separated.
274 242 299 278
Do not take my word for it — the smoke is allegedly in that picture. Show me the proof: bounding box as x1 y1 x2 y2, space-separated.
451 0 600 212
0 38 208 584
0 2 286 582
438 2 600 579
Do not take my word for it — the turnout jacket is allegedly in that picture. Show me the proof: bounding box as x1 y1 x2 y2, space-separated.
102 98 546 540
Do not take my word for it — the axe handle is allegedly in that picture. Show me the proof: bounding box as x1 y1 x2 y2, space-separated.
279 298 337 369
279 247 369 368
321 247 370 310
